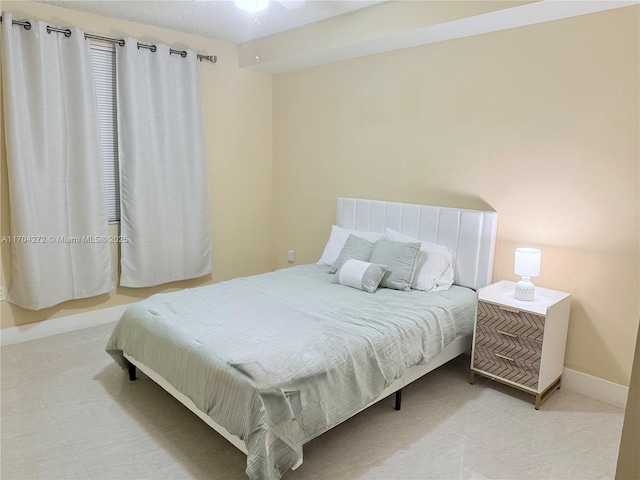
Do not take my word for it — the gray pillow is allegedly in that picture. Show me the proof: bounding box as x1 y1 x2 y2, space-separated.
369 240 421 291
329 234 375 274
333 259 388 293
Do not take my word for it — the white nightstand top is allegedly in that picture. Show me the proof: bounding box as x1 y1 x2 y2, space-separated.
478 280 571 316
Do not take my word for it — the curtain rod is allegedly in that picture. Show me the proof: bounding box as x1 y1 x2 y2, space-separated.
0 16 218 64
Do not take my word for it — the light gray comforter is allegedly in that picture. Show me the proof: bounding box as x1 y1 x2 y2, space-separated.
106 264 476 479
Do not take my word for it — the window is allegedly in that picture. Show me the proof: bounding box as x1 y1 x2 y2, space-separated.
90 43 120 223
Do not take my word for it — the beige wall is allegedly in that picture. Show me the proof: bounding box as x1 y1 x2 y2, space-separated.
273 7 640 386
0 2 274 328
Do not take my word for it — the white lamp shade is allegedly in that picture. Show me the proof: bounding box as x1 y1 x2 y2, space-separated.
514 248 541 277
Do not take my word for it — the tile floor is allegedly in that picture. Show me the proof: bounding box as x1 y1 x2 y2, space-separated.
1 323 625 479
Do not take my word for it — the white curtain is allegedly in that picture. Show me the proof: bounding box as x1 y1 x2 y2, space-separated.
116 39 212 287
1 13 114 310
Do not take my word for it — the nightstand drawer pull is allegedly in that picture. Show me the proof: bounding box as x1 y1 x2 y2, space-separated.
499 306 521 314
497 329 517 338
495 352 515 362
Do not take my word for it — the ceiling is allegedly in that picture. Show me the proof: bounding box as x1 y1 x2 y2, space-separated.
39 0 387 44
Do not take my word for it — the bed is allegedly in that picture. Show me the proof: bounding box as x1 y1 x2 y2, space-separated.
106 197 498 479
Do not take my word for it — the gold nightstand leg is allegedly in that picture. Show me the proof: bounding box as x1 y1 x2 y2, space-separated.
469 370 563 410
534 376 563 410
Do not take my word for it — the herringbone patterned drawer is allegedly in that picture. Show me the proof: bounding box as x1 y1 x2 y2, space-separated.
477 301 545 341
473 345 540 389
475 324 542 363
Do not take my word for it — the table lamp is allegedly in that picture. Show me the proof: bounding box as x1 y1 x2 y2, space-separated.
514 247 541 301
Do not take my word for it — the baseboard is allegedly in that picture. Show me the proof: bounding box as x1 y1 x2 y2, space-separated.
563 367 629 409
0 304 130 347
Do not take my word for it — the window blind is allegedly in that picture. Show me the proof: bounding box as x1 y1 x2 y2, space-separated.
90 43 120 223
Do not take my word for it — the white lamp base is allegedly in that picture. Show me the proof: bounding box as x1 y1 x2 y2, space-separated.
514 277 535 301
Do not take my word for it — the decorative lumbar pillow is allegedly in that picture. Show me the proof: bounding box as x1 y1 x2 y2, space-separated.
333 259 388 293
317 225 385 267
384 228 455 292
329 234 375 274
369 239 421 291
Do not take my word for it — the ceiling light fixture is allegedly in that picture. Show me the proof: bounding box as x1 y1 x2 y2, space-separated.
233 0 307 13
277 0 306 9
234 0 269 13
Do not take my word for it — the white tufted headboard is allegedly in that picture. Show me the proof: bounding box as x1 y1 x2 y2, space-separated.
336 198 498 291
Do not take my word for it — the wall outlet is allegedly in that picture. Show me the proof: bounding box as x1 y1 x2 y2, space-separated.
0 286 5 302
287 250 296 263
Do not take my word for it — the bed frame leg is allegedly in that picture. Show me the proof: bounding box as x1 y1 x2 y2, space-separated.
126 359 137 381
394 389 402 411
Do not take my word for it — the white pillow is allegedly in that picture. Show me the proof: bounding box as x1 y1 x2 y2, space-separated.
318 225 385 266
384 228 455 292
333 259 388 293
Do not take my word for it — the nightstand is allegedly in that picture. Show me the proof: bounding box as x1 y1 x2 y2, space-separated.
470 280 571 409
